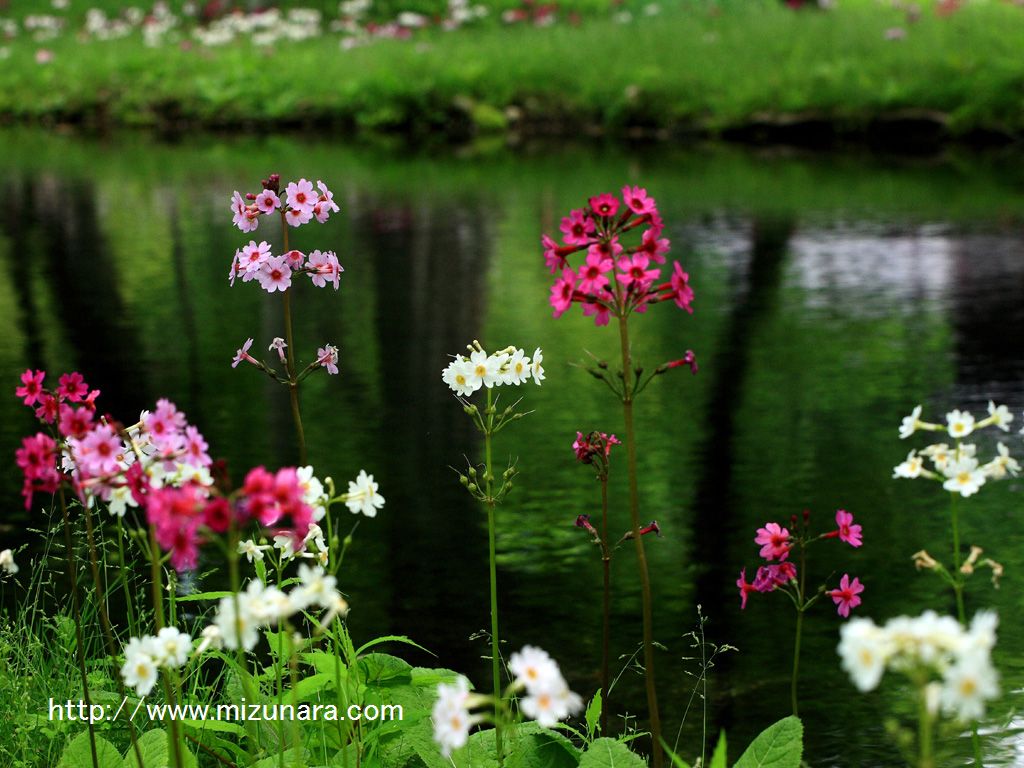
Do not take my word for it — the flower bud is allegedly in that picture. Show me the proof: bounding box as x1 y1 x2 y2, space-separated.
459 475 469 487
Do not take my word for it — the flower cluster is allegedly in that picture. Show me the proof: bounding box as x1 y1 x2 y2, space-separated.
441 343 544 397
121 627 192 697
210 566 348 652
571 430 620 465
230 174 339 235
0 548 17 576
894 402 1019 497
228 241 343 293
838 610 999 722
431 645 581 757
541 187 693 325
737 509 864 617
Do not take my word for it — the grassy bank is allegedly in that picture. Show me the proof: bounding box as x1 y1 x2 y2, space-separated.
2 1 1024 143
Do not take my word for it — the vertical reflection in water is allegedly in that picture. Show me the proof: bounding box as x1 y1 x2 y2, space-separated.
169 199 204 425
2 178 47 371
359 194 494 677
689 216 794 731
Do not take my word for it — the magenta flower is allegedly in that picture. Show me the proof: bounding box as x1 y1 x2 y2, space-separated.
241 466 314 538
669 262 694 313
35 395 59 424
285 178 317 214
575 514 598 537
588 193 620 218
255 189 281 215
239 240 272 277
827 574 864 617
549 267 578 318
231 191 258 233
15 432 61 509
572 431 621 463
15 369 46 407
587 237 623 263
666 351 698 375
308 250 343 290
59 403 95 440
577 251 613 295
615 254 659 291
258 257 292 293
582 295 612 326
77 423 122 477
313 180 340 223
317 345 340 375
144 483 208 572
835 509 862 548
560 209 596 246
232 338 257 369
622 185 657 216
737 568 758 609
183 425 211 468
755 522 791 561
57 372 89 402
753 562 797 593
638 228 670 264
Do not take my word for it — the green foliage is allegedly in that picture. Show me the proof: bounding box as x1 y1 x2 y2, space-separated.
578 737 648 768
709 730 727 768
733 717 803 768
56 731 121 768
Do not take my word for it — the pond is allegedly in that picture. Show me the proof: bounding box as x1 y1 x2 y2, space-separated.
1 129 1023 766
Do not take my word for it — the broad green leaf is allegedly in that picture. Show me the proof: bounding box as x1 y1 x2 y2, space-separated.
709 729 727 768
585 690 602 738
357 653 413 686
289 672 337 701
252 748 306 768
180 718 246 736
578 737 647 768
123 728 168 768
734 717 803 768
302 651 348 678
56 731 122 768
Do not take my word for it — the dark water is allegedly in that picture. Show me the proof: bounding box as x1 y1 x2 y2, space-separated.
1 130 1023 766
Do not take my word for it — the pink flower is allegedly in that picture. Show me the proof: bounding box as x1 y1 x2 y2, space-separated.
622 185 657 216
35 395 59 424
78 423 123 477
16 432 61 509
57 372 89 402
59 404 95 439
542 234 571 274
577 251 614 294
145 484 208 571
666 350 698 375
308 250 343 290
239 240 272 276
615 254 660 291
183 425 211 468
737 568 758 609
240 466 314 538
285 179 317 213
582 295 612 326
572 431 621 463
638 228 670 264
16 369 46 407
588 193 619 217
283 249 306 269
258 257 292 293
232 338 257 369
231 191 258 233
145 399 187 457
255 189 281 214
753 562 796 592
587 237 623 263
285 206 313 227
313 180 340 223
559 209 596 246
835 509 862 548
668 262 694 313
317 345 340 375
755 522 791 561
550 267 578 318
827 574 864 618
269 337 287 362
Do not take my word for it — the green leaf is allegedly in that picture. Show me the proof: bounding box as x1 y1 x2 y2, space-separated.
174 591 233 602
578 737 647 768
709 730 727 768
585 690 602 738
734 717 803 768
302 651 348 678
289 672 337 701
661 740 692 768
357 653 413 687
56 731 122 768
252 748 306 768
123 729 198 768
355 635 434 658
180 718 246 736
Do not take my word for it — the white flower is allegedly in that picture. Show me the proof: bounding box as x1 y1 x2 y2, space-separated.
442 356 479 397
899 405 922 439
941 652 998 722
345 470 384 517
466 350 506 390
290 564 338 611
531 347 545 385
214 582 263 651
946 409 975 440
920 443 952 472
107 485 138 517
0 549 17 575
238 539 267 562
195 625 222 655
509 645 561 691
965 610 998 654
432 677 474 757
273 533 298 560
121 637 160 697
982 443 1019 480
986 401 1013 432
838 618 889 692
942 458 986 497
892 450 924 479
501 348 533 386
154 627 192 668
297 466 327 517
520 679 583 728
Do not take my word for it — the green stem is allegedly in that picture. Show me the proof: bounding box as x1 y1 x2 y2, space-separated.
918 685 935 768
791 542 807 717
116 517 137 637
484 387 504 765
148 527 184 768
227 527 261 762
59 489 100 768
616 314 662 768
600 474 611 736
280 209 307 465
950 492 984 766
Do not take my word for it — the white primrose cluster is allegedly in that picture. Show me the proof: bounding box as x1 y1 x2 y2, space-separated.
441 343 545 397
121 627 192 697
0 548 17 576
431 645 582 757
839 610 999 722
211 565 349 653
894 402 1019 497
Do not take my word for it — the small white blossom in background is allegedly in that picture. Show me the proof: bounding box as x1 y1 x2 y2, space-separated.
120 627 193 697
441 342 544 396
509 645 582 727
345 469 385 517
432 677 478 757
893 403 1019 497
0 549 18 575
838 610 999 722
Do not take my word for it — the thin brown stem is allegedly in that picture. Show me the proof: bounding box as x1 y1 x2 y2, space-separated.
279 210 307 465
599 474 611 735
616 314 662 768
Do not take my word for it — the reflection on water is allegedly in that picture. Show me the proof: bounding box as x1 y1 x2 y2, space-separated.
1 132 1023 766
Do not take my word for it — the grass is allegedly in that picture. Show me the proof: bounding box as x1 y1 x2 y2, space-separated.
2 2 1024 142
